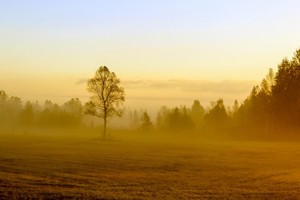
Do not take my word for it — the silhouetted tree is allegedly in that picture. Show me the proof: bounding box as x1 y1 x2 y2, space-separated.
63 98 83 125
20 101 35 127
190 100 205 128
261 68 275 95
0 90 7 106
140 111 153 131
86 66 125 138
232 100 239 115
169 107 181 131
5 96 22 126
0 90 8 125
204 99 228 132
234 49 300 138
272 50 300 132
156 105 195 132
235 85 264 135
156 106 170 130
0 91 22 129
38 100 55 127
180 106 195 130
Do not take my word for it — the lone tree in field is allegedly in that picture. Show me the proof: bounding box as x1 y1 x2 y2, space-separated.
86 66 125 138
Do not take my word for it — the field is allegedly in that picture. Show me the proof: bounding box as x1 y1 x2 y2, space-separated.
1 130 300 199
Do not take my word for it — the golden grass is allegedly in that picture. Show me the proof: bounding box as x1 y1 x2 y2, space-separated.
1 129 300 199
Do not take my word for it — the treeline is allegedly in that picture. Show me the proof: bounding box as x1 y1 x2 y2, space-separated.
129 49 300 138
0 92 83 129
128 98 233 134
236 49 300 136
1 49 299 138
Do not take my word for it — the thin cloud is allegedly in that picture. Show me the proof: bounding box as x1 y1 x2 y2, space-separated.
74 78 256 107
122 79 256 95
76 79 88 85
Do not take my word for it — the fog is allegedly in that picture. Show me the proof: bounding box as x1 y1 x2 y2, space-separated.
1 49 300 200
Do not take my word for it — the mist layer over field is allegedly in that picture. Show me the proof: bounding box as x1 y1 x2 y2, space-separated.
1 129 300 199
1 48 300 198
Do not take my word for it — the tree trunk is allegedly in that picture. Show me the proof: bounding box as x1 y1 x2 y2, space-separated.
103 116 107 139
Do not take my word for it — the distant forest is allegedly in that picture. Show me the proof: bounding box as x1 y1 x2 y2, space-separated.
1 49 299 139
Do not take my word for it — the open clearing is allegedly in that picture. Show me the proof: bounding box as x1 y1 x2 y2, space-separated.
1 130 300 199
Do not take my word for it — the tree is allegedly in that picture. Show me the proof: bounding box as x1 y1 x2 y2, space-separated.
156 106 170 130
169 107 181 131
0 90 8 126
190 100 205 128
86 66 125 138
168 107 194 131
6 96 22 126
204 99 228 132
232 100 239 115
140 111 153 131
20 101 35 127
0 91 23 128
0 90 8 128
234 50 300 137
272 50 300 132
261 68 275 95
63 98 83 125
0 90 8 107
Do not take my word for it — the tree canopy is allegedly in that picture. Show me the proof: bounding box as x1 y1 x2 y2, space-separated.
86 66 125 138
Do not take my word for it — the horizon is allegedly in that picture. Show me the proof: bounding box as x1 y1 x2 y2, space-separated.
1 0 300 109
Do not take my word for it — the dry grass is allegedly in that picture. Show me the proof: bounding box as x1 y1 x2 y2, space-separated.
1 129 300 199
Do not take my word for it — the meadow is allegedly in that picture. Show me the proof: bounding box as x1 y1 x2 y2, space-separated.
1 129 300 199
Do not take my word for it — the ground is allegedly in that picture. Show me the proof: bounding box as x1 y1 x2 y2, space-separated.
1 130 300 199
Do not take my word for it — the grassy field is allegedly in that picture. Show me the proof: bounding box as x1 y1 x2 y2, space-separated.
1 130 300 199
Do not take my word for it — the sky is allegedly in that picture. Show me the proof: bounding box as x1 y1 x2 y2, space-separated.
1 0 300 110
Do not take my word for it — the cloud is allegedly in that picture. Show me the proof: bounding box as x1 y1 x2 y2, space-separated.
121 79 259 108
78 78 255 96
75 78 257 107
122 79 256 96
76 79 88 85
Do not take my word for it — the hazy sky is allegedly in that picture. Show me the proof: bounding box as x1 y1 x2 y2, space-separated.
1 0 300 109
